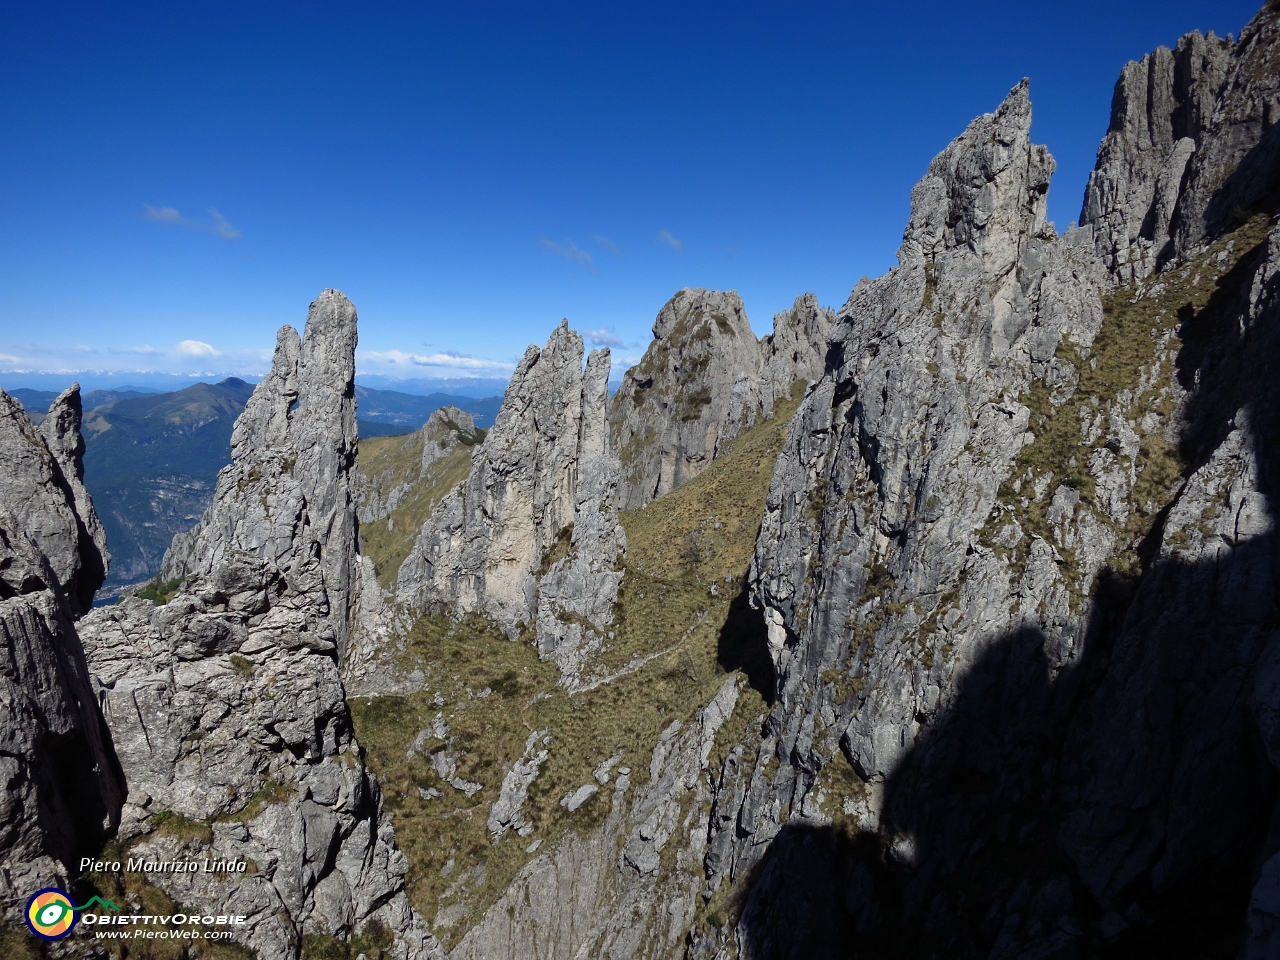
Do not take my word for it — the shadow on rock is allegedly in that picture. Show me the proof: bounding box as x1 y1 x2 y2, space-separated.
717 577 776 705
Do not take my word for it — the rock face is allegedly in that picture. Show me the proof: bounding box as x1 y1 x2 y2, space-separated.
610 289 764 511
78 291 445 960
355 406 478 524
610 288 835 512
1082 7 1280 282
396 323 626 666
684 12 1280 956
0 384 123 920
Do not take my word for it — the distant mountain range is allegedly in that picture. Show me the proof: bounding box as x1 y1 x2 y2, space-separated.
6 378 503 595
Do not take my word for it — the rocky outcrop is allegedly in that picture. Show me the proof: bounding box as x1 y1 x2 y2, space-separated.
396 323 626 664
0 384 123 921
78 291 444 959
758 293 836 420
609 288 835 512
355 406 478 524
693 79 1118 954
610 289 764 511
1082 5 1280 282
1080 30 1232 281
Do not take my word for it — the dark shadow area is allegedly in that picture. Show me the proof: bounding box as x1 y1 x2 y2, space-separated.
717 577 777 705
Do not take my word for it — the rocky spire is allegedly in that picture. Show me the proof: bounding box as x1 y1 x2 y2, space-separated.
1079 30 1233 281
397 322 626 653
533 347 628 686
0 385 124 922
78 291 445 959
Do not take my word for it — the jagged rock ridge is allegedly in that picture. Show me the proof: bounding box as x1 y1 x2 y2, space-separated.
684 7 1280 957
77 291 445 959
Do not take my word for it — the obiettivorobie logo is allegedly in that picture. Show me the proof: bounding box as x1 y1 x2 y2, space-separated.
25 889 119 940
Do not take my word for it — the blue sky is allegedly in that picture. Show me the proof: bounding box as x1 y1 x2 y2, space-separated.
0 0 1261 392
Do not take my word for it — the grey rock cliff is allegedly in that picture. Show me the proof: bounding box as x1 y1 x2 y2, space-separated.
0 384 123 921
78 291 445 960
696 79 1119 955
533 348 628 686
610 289 764 511
396 323 626 664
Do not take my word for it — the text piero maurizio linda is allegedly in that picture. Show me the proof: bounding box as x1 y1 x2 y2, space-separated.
81 855 249 875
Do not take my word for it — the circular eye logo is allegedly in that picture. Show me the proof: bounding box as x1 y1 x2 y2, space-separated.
25 888 78 940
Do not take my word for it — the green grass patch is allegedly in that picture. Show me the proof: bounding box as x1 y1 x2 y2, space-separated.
136 575 182 606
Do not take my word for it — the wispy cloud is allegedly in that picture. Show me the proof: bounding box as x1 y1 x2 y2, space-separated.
0 339 270 377
585 329 625 349
144 204 242 241
593 235 623 256
657 229 683 253
539 238 597 274
360 349 516 373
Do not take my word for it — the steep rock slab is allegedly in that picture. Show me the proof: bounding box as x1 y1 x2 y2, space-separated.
610 289 764 511
0 385 124 922
79 291 444 960
396 322 626 657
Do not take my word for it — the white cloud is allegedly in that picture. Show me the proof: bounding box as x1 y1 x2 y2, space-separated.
208 208 241 240
657 229 683 253
0 339 269 377
144 205 184 224
144 204 242 241
539 238 597 274
585 329 625 349
177 339 220 356
593 235 623 256
359 349 516 373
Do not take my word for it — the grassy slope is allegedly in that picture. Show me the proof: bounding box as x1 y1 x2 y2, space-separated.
349 388 803 948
